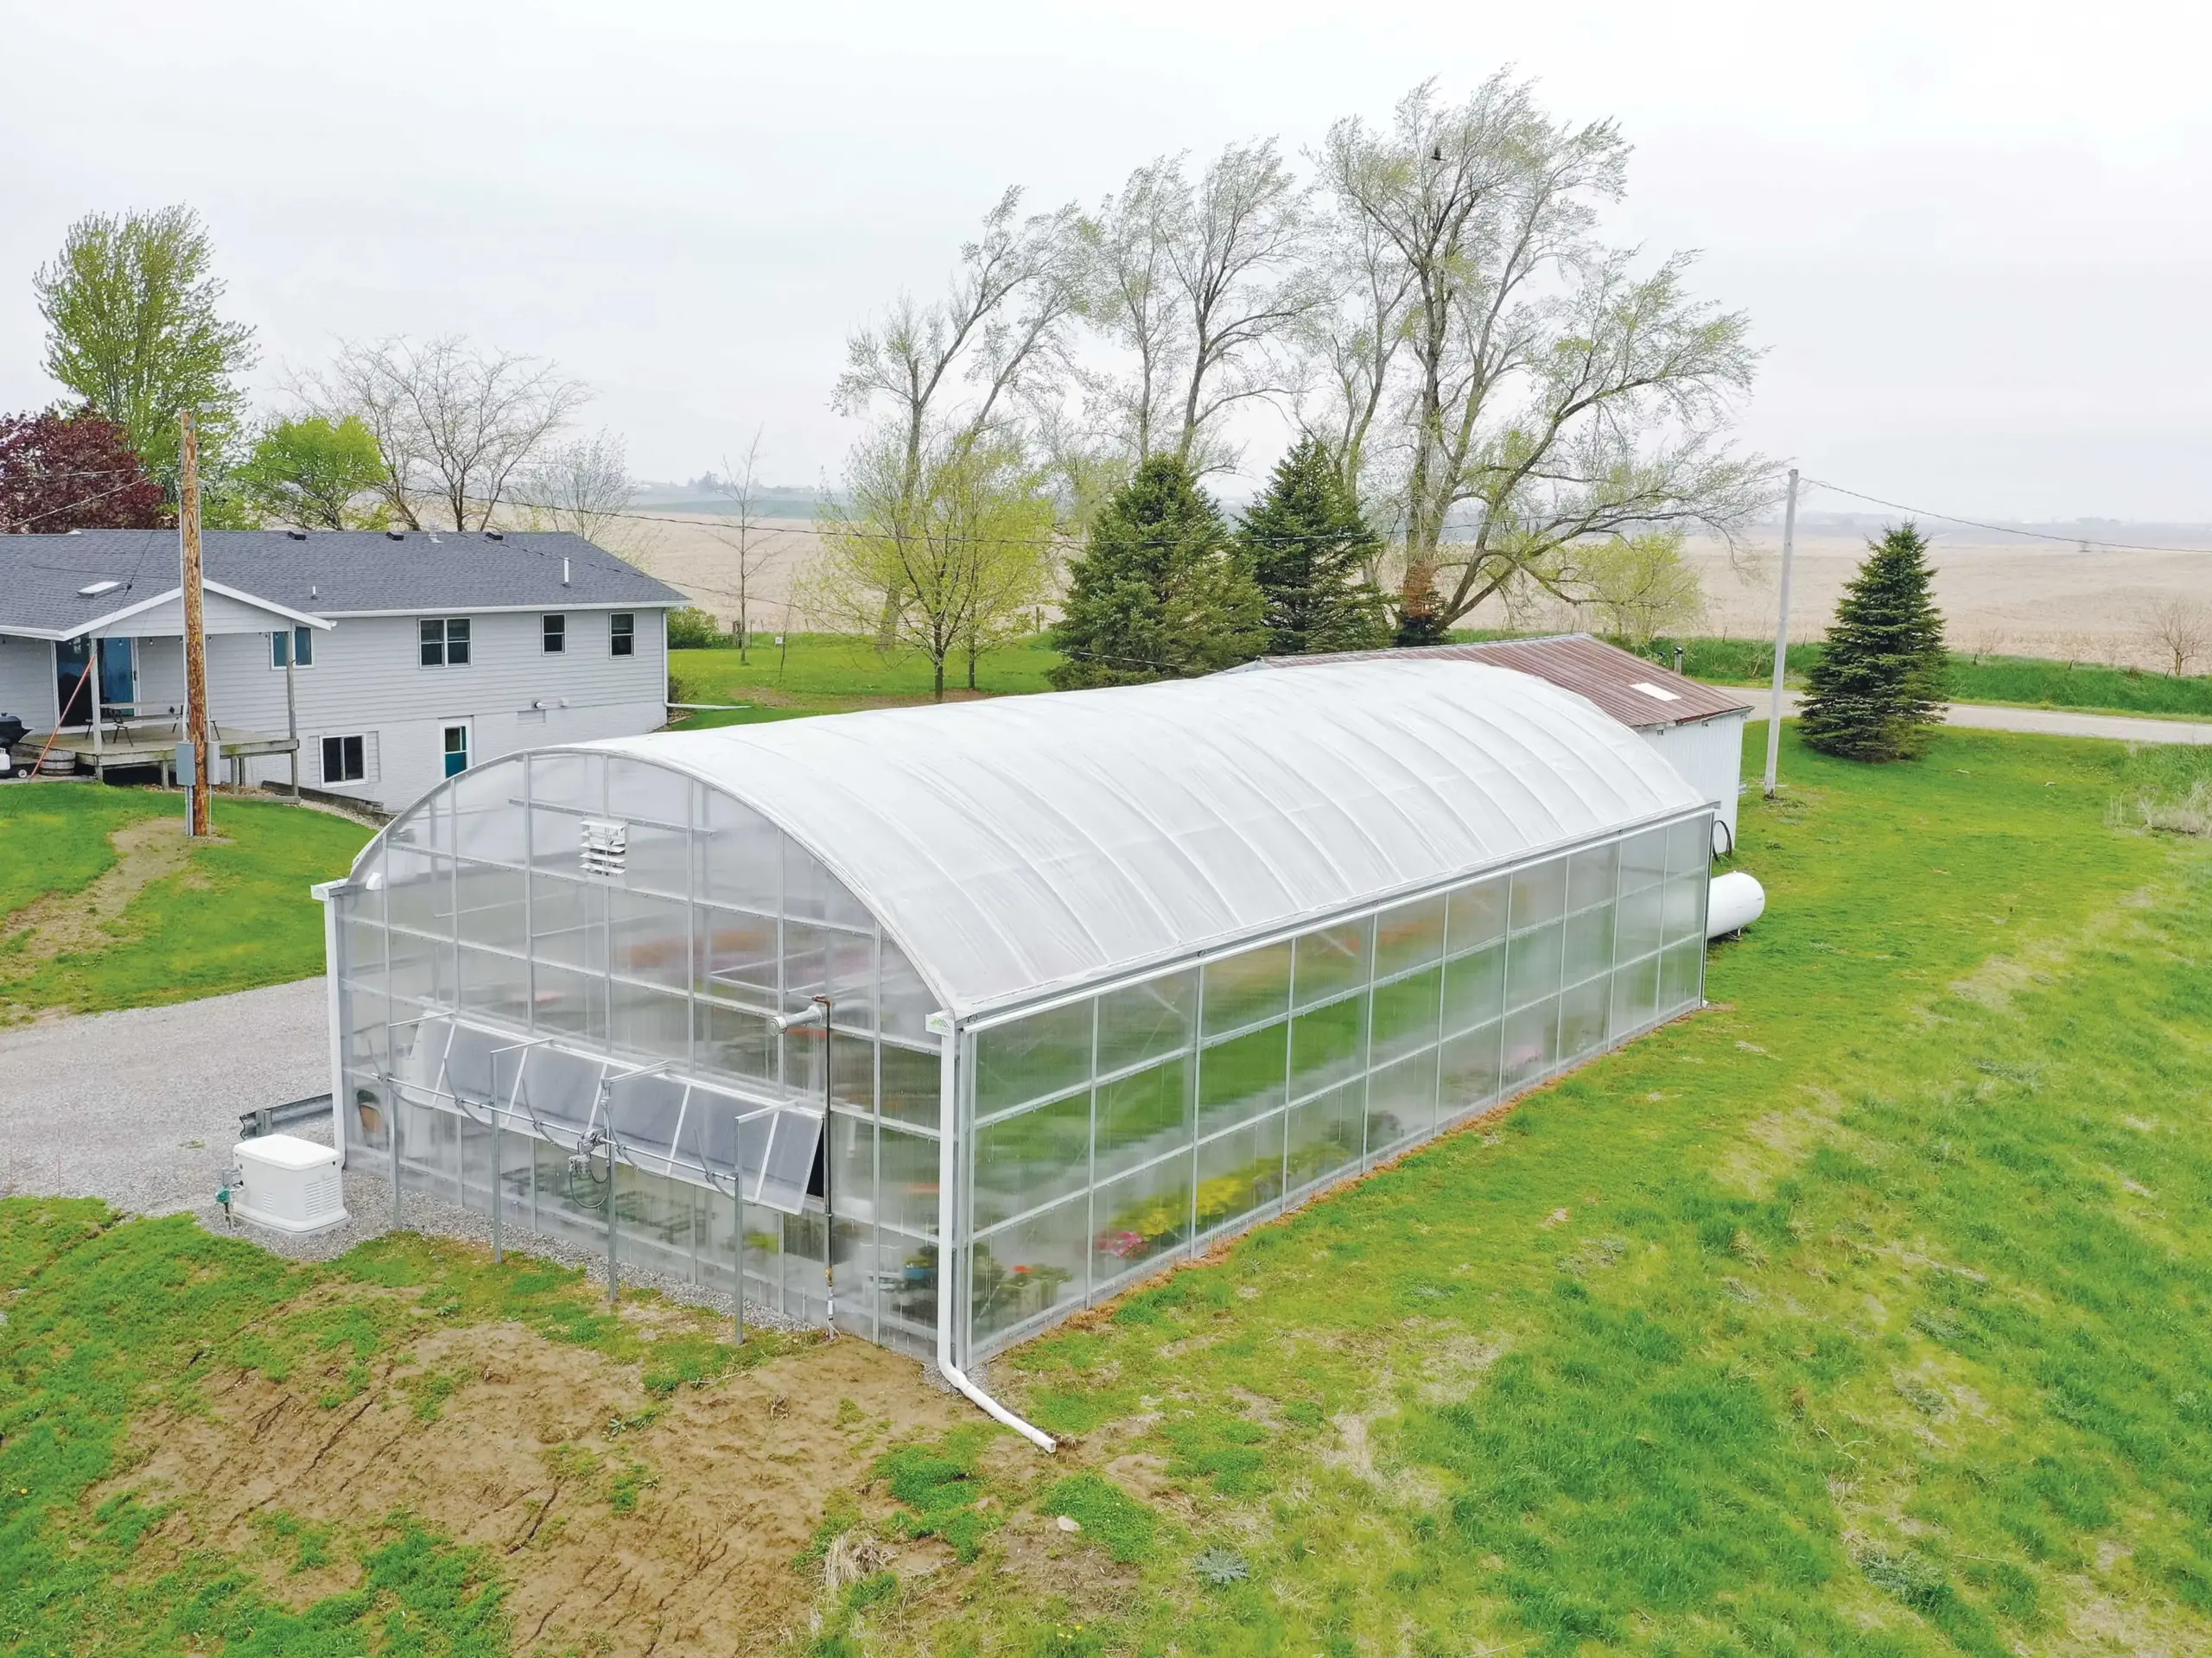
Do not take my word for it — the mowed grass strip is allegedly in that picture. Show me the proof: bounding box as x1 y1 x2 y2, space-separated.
960 728 2212 1658
0 783 370 1019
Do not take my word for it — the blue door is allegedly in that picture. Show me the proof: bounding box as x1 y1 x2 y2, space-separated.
99 638 136 715
442 722 470 777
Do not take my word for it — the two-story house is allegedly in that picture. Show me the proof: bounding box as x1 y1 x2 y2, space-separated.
0 527 684 812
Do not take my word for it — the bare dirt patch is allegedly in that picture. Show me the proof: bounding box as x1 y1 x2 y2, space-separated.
1 816 196 980
106 1309 972 1656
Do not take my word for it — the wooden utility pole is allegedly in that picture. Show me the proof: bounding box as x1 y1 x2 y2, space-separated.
181 412 213 836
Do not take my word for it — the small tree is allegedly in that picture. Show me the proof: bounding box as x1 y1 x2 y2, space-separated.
1571 528 1705 647
0 407 168 532
2143 597 2210 677
1050 454 1266 688
1799 523 1949 762
710 428 781 662
238 416 388 528
813 433 1055 700
1238 435 1389 656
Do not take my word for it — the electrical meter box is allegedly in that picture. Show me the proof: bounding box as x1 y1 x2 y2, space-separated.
231 1133 347 1234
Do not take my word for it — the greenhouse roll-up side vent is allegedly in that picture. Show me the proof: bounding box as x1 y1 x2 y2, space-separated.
579 818 629 877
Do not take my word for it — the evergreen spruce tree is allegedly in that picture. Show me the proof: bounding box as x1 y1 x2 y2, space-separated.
1237 435 1390 656
1050 455 1266 688
1798 523 1950 761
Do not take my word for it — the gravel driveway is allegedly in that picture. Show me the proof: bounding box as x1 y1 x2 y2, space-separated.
0 977 330 1218
1763 692 2212 746
0 975 791 1324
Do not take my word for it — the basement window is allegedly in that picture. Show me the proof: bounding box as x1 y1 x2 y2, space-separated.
321 734 366 784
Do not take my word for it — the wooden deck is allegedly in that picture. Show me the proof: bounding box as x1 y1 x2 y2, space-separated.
25 719 298 782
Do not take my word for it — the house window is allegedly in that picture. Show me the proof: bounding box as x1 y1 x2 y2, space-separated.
419 617 471 667
543 613 566 654
270 626 315 669
321 734 365 784
611 613 635 657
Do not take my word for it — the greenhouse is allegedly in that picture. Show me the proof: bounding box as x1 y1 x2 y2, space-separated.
319 658 1713 1391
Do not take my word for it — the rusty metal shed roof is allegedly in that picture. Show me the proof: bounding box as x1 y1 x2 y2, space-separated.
1230 633 1753 731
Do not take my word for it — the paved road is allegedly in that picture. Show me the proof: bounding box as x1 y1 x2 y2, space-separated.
0 977 328 1218
1755 690 2212 746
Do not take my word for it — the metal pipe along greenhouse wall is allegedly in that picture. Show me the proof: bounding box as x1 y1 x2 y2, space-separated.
318 660 1717 1378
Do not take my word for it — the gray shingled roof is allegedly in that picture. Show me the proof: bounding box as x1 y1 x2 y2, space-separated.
0 529 684 638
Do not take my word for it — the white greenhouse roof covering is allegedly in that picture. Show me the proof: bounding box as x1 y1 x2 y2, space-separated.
592 659 1705 1021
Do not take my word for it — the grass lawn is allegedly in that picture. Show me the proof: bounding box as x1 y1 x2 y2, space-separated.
3 727 2210 1656
0 782 372 1021
675 631 2211 731
669 632 1061 727
1645 636 2212 721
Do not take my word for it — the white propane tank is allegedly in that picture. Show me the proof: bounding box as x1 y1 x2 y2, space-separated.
1706 871 1766 938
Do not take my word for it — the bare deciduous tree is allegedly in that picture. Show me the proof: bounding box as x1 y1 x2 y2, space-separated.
1082 141 1309 471
297 334 589 530
2144 595 2211 677
834 191 1079 637
521 428 633 545
1317 74 1767 641
1078 158 1187 463
708 428 784 661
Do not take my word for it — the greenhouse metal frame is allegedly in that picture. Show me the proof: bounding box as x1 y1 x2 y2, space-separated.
317 660 1712 1392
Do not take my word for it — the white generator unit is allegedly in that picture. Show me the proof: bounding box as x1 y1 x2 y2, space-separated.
231 1134 348 1233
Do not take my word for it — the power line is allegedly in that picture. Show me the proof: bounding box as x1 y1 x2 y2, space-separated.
1802 478 2212 556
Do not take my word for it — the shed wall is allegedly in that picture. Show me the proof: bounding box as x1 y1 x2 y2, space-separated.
1640 714 1745 851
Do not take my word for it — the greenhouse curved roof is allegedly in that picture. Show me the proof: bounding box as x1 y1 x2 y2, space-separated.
591 659 1704 1021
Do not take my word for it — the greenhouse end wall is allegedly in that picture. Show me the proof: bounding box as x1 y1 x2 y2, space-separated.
330 748 950 1358
950 809 1713 1363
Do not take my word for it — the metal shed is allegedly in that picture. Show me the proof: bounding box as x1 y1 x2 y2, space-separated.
317 659 1715 1422
1230 635 1754 852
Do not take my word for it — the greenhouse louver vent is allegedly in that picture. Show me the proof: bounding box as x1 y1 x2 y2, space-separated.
579 818 628 876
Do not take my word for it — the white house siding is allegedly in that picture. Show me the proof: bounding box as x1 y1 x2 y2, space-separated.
1639 713 1747 854
198 608 667 811
0 636 51 727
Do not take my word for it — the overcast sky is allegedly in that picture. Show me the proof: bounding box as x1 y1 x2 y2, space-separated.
3 0 2208 520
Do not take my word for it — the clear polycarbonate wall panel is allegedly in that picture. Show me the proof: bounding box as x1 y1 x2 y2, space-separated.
957 811 1721 1364
976 1001 1092 1118
1367 1050 1440 1153
1099 971 1195 1075
1196 1114 1286 1239
1286 1081 1363 1194
1096 1057 1191 1181
1289 996 1365 1101
973 1196 1088 1347
1093 1152 1192 1291
1201 941 1291 1038
974 1089 1090 1231
1294 919 1370 1011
